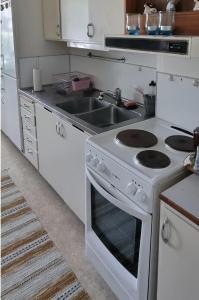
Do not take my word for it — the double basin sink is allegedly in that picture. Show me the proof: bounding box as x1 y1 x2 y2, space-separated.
56 96 143 129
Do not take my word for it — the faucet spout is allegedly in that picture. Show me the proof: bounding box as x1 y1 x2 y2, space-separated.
98 88 122 106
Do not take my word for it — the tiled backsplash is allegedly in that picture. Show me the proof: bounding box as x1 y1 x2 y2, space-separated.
69 49 157 104
19 48 199 131
19 54 70 88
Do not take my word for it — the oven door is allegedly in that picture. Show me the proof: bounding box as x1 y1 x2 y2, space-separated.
86 168 152 300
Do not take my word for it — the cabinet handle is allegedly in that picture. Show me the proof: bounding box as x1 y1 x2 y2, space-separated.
26 137 32 144
87 23 95 38
56 122 60 135
60 123 65 138
27 148 33 154
24 103 30 110
56 24 61 38
25 126 31 132
161 217 171 244
24 115 30 120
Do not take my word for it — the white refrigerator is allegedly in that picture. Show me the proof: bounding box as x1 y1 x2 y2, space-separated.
1 0 22 150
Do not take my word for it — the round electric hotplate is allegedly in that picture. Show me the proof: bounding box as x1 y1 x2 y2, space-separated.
165 135 194 152
116 129 158 148
136 150 171 169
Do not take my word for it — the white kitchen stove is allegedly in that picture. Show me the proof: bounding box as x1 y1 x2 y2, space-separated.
87 118 191 184
85 117 193 300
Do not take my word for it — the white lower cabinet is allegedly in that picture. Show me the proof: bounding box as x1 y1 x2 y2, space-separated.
157 202 199 300
35 103 90 223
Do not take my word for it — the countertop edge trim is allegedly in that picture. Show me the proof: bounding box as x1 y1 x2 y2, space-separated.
160 194 199 226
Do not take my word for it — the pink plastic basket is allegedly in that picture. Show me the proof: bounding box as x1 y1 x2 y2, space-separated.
72 77 91 91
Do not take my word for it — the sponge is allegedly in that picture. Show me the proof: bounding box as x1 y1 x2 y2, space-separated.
123 100 138 109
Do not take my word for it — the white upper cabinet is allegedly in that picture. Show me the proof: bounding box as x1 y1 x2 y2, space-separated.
88 0 125 44
44 0 125 48
42 0 61 40
60 0 89 43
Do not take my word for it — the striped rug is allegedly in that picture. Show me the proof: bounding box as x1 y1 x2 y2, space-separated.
1 170 90 300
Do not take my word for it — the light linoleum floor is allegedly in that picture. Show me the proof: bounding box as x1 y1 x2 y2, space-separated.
1 133 117 300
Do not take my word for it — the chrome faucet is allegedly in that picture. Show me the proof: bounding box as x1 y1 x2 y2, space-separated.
98 88 122 106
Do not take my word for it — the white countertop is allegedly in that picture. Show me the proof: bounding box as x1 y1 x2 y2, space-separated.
161 174 199 226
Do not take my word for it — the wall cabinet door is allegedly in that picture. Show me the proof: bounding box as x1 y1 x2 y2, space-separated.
36 103 89 223
157 203 199 300
60 0 89 42
42 0 61 40
88 0 125 44
60 0 125 46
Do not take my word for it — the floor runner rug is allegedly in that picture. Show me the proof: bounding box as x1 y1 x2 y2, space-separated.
1 170 90 300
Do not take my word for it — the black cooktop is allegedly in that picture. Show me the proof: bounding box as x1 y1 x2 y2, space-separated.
165 135 194 152
136 150 171 169
116 129 158 148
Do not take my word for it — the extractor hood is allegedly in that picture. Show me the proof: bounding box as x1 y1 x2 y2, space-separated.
105 35 199 58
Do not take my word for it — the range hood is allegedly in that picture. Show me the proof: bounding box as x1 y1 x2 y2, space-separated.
105 35 199 58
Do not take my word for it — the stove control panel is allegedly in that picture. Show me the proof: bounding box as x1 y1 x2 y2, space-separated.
86 144 153 213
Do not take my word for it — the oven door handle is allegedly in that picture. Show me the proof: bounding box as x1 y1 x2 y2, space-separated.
86 168 150 221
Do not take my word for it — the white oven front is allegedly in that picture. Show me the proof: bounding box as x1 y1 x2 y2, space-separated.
85 167 152 300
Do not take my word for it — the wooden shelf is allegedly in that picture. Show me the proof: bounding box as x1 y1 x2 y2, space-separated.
126 1 199 36
126 0 196 13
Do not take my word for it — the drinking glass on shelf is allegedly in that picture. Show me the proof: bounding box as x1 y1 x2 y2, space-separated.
145 13 159 35
159 11 175 35
126 14 141 35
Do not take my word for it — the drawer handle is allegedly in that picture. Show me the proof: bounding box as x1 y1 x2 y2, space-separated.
24 103 30 109
26 137 32 144
161 217 171 244
25 126 31 132
27 148 33 154
24 115 31 120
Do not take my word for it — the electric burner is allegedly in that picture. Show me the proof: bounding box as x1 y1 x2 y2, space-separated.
165 135 194 152
116 129 158 148
136 150 171 169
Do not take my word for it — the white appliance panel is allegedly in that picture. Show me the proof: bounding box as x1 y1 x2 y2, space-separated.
3 74 22 150
1 1 17 78
156 73 199 131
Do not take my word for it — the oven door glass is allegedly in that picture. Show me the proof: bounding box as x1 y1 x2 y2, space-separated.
91 185 142 278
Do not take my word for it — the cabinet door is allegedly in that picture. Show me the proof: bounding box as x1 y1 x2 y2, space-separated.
60 0 89 42
157 204 199 300
42 0 61 40
2 74 22 150
88 0 125 44
36 103 89 223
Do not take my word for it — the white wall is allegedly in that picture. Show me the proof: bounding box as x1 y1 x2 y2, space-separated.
19 54 70 88
69 48 199 131
69 48 157 104
157 55 199 78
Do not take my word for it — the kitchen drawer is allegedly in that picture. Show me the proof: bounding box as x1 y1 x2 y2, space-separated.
24 143 38 169
20 96 35 114
23 131 37 151
22 119 37 139
21 107 35 126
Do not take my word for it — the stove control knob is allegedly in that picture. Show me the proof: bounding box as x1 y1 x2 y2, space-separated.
137 189 147 203
127 183 137 195
97 161 106 173
86 153 93 163
91 158 99 168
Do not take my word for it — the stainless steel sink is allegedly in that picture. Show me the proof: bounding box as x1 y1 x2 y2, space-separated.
56 97 107 114
78 105 140 128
